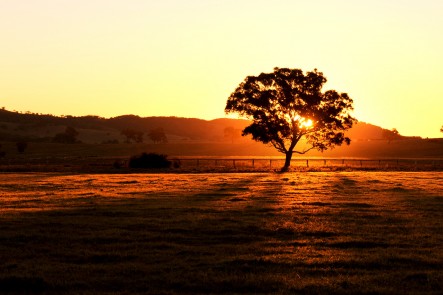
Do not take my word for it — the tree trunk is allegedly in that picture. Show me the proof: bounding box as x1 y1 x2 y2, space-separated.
282 151 293 172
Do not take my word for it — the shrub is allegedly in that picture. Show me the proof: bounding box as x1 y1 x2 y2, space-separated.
53 126 79 144
16 141 28 153
128 153 172 169
113 160 125 169
172 158 181 168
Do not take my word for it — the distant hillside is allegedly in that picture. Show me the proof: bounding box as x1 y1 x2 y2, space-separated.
0 108 411 144
0 109 250 143
1 109 442 159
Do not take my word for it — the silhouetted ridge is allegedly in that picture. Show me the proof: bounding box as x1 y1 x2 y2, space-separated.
0 108 418 143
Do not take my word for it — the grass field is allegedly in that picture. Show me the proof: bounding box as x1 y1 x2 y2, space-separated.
0 172 442 294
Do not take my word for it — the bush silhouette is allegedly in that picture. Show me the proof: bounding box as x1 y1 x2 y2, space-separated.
16 141 28 153
128 153 172 169
53 126 79 144
148 127 168 143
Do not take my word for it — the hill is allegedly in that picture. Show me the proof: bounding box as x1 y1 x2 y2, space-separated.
1 108 442 159
0 108 409 143
0 109 251 143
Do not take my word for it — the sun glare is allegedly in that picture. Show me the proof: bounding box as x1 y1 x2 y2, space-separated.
284 114 314 129
300 119 313 129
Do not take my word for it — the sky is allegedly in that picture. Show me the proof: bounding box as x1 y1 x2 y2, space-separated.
1 0 442 138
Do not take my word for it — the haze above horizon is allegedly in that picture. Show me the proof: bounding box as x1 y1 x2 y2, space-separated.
1 1 442 138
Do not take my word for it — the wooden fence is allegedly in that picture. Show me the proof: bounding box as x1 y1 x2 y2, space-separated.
174 158 443 170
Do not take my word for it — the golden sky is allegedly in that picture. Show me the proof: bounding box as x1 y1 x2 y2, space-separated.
1 0 442 137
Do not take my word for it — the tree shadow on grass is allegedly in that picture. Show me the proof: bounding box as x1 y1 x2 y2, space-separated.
0 174 442 294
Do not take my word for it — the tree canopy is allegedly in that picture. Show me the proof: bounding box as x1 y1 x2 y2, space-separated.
148 127 168 144
53 126 80 144
121 128 144 143
225 67 356 170
223 126 242 143
382 128 401 143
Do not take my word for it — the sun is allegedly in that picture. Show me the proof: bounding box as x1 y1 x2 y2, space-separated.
300 118 313 129
284 114 314 129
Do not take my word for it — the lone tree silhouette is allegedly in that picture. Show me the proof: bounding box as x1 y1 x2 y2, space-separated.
148 127 168 144
225 67 356 171
16 141 28 153
121 128 144 143
224 126 242 143
53 126 79 144
382 128 401 143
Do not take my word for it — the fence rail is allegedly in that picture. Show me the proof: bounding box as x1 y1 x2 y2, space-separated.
1 156 442 172
174 158 443 170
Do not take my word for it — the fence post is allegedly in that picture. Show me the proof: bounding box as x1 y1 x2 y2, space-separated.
324 159 326 166
306 159 309 167
252 159 255 168
233 159 236 168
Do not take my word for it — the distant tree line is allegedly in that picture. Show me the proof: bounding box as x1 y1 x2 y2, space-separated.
120 127 168 144
0 107 107 129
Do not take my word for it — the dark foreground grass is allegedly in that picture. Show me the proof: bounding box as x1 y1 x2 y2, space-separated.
0 172 442 294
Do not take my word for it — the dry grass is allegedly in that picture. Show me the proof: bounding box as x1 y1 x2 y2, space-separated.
0 172 442 294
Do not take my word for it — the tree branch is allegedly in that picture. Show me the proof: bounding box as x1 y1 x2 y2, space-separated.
293 145 316 154
270 140 287 153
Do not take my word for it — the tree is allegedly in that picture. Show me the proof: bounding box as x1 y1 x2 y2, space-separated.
148 127 168 143
65 126 79 139
225 67 356 171
53 126 79 143
16 141 28 153
121 128 144 143
382 128 401 143
440 125 443 133
0 144 5 158
224 126 242 143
